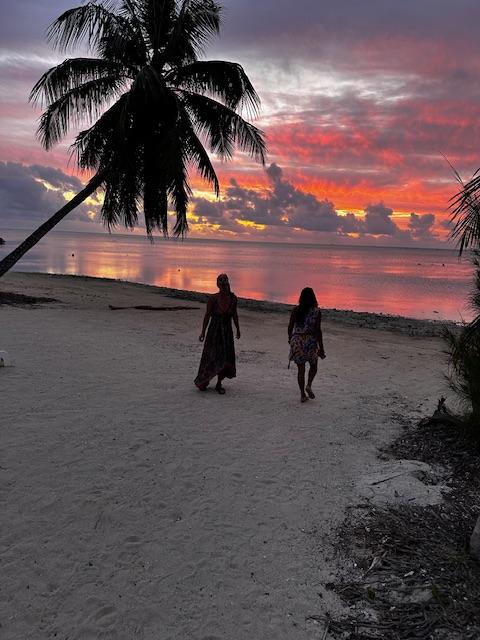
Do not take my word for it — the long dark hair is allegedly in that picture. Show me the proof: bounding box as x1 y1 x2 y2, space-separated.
296 287 318 325
217 273 233 295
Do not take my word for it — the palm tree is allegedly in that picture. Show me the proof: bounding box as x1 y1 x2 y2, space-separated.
446 170 480 425
0 0 266 277
449 173 480 557
449 167 480 336
445 256 480 421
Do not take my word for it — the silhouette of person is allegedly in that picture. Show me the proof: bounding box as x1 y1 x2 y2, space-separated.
195 274 240 394
288 287 326 402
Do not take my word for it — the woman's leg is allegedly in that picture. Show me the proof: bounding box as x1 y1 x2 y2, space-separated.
306 361 317 398
297 363 307 401
215 374 226 394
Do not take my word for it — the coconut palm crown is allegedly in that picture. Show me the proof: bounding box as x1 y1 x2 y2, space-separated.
0 0 266 277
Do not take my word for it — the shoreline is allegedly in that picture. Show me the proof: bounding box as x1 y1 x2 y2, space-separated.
6 271 458 336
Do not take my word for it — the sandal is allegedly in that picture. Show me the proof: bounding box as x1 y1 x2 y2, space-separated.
215 383 226 395
301 394 309 403
305 386 315 399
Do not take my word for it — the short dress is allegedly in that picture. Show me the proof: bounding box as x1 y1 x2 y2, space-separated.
289 307 321 365
194 294 237 388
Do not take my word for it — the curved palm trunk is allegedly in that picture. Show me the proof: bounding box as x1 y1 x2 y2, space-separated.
0 171 105 278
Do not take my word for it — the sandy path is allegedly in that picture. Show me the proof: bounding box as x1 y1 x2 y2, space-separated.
1 273 447 639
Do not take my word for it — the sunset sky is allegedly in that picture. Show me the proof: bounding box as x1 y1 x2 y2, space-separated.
1 0 480 246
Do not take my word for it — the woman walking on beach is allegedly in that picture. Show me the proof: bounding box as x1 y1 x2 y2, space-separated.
288 287 326 403
195 274 240 394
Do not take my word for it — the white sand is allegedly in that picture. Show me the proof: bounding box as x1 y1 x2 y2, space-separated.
1 273 448 639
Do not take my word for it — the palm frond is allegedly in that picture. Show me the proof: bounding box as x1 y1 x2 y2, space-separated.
168 60 260 115
180 91 266 163
37 76 126 149
147 123 191 236
105 0 149 65
163 0 221 64
449 169 480 256
160 128 191 237
177 107 219 196
30 58 129 107
179 0 221 48
169 163 191 237
71 93 130 169
48 2 124 51
142 132 170 234
137 0 176 54
102 150 142 230
130 63 164 99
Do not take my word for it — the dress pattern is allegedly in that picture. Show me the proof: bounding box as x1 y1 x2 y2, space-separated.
195 294 237 389
289 307 321 365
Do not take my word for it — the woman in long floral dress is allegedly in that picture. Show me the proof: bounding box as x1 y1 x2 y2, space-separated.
195 274 240 394
288 287 326 402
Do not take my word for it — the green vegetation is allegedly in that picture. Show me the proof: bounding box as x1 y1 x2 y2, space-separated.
447 171 480 429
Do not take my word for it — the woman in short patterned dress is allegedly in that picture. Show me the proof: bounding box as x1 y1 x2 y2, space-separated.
195 274 240 394
288 287 326 403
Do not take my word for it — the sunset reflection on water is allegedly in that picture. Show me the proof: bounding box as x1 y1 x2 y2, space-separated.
1 230 475 321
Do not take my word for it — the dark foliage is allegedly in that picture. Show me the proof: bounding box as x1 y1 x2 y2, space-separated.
30 0 265 237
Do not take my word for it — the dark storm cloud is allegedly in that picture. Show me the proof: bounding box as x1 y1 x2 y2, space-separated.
264 163 340 232
217 0 480 63
0 162 98 225
363 203 397 236
193 164 438 241
408 212 435 239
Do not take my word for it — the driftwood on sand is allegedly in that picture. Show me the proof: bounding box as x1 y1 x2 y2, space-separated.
418 397 465 428
0 291 58 306
108 304 199 311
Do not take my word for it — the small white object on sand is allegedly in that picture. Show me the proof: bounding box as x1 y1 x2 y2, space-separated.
0 350 11 366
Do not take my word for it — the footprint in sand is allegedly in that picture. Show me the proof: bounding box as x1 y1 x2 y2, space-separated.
93 604 117 628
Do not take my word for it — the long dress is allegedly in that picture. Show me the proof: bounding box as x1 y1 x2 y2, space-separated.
194 294 237 388
289 307 321 365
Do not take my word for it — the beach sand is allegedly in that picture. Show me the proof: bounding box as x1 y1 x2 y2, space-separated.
1 272 449 639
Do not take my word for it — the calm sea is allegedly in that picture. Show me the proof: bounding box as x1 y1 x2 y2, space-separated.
0 229 475 322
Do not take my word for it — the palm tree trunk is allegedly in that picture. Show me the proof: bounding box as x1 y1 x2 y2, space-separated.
0 171 105 278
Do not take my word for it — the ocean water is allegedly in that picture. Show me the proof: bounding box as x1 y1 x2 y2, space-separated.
0 228 476 321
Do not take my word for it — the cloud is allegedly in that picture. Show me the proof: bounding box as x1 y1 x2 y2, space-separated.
193 163 439 243
364 203 397 235
408 212 436 239
1 1 476 238
0 162 100 227
216 0 480 76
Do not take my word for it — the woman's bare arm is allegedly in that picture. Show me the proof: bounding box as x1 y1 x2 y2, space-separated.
316 311 326 358
199 296 214 341
232 297 241 339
